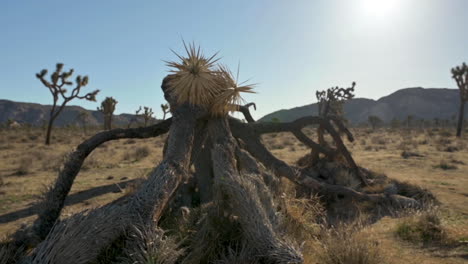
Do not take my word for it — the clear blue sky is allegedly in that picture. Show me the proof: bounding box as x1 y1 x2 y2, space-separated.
1 0 467 119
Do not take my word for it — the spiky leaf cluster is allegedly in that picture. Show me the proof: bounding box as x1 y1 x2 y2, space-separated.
316 82 355 117
211 65 255 116
36 63 99 103
451 62 468 100
97 97 118 115
165 43 255 116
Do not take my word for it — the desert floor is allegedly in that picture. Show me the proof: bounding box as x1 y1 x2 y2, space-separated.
0 126 467 263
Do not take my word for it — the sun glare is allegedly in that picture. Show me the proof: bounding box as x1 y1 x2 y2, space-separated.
360 0 403 21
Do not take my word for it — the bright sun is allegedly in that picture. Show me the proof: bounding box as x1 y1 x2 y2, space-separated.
360 0 403 21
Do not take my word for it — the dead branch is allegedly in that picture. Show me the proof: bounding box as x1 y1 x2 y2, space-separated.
27 119 172 243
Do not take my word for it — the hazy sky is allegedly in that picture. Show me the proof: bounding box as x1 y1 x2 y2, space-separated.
1 0 467 119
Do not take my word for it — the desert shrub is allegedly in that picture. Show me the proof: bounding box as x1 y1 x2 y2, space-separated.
15 157 33 176
395 209 446 244
28 133 40 142
283 138 294 146
82 154 100 171
213 243 258 264
433 160 457 170
400 151 424 159
438 129 452 138
280 195 325 241
41 155 63 172
271 143 285 150
392 180 437 205
436 137 452 146
364 145 373 151
370 136 387 145
443 145 460 152
124 146 150 161
314 222 385 264
418 139 428 145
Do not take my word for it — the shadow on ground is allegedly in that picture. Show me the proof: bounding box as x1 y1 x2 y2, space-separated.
0 179 138 224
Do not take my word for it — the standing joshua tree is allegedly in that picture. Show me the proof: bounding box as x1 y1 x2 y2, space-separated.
451 62 468 137
161 103 170 120
368 115 383 130
141 106 154 127
36 63 99 145
98 97 118 130
316 82 355 146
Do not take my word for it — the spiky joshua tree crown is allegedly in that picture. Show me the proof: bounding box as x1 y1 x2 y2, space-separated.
165 42 255 116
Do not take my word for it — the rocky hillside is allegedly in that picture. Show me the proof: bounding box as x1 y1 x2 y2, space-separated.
0 100 155 127
259 87 466 124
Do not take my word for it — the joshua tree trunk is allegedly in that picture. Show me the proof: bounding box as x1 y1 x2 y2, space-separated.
45 117 55 145
456 99 465 137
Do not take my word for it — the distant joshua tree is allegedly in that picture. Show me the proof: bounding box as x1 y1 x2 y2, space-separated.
97 97 118 130
451 62 468 137
368 115 383 130
406 115 414 129
76 111 91 134
161 104 170 120
316 82 355 144
36 63 99 145
141 106 154 127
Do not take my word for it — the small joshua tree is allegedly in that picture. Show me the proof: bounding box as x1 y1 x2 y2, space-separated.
161 104 170 120
141 106 154 127
316 82 355 145
97 97 118 130
76 111 90 134
406 115 414 129
451 62 468 137
368 115 383 130
36 63 99 144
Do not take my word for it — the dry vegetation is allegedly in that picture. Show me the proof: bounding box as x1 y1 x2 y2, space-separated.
0 125 467 263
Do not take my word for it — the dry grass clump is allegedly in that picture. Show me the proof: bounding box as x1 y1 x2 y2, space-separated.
212 243 258 264
401 150 424 159
123 146 150 162
395 208 447 244
433 160 458 170
370 136 388 145
15 157 33 176
119 223 184 264
279 195 325 242
392 180 437 205
0 239 25 264
313 222 385 264
82 154 100 171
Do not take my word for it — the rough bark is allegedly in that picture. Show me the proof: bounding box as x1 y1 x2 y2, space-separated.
229 118 418 208
209 118 303 263
30 104 202 264
27 119 172 244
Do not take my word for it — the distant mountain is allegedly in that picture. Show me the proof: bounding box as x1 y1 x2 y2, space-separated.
0 99 156 127
259 87 466 124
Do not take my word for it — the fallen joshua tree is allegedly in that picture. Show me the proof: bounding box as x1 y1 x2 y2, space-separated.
2 43 435 264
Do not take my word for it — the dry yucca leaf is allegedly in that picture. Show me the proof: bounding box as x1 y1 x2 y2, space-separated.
211 65 255 116
165 41 221 106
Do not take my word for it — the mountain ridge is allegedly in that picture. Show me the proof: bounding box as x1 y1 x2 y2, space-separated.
1 87 465 126
0 99 156 127
259 87 465 124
